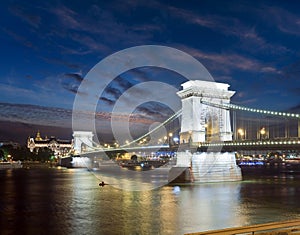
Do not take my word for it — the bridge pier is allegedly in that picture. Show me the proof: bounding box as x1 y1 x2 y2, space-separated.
191 152 242 182
169 151 242 183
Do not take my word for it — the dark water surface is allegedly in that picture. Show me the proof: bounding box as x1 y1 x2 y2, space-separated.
1 167 300 235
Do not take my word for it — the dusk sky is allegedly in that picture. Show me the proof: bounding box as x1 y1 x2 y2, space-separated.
1 0 300 143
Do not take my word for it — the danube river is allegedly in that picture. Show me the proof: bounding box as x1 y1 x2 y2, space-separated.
1 166 300 234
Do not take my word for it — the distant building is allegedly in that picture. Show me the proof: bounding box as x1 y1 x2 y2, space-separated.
27 131 73 156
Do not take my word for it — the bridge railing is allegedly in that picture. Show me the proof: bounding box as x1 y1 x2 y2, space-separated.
185 219 300 235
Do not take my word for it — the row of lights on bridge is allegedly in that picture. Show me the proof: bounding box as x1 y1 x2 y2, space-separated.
226 104 300 118
201 101 300 118
101 133 179 149
201 140 300 147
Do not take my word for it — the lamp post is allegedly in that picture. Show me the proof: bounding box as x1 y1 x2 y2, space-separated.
260 127 266 140
163 136 168 146
168 133 173 146
237 128 245 140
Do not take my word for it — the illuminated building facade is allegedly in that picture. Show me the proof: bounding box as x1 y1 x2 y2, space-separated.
27 131 73 156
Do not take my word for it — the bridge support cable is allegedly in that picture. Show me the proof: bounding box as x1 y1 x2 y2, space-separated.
120 109 182 148
79 109 182 152
200 100 300 119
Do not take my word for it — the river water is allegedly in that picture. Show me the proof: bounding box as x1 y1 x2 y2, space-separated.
1 167 300 235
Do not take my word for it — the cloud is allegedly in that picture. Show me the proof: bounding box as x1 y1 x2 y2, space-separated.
0 83 39 101
9 4 41 28
261 67 280 73
0 103 72 128
279 61 300 80
180 46 280 74
2 28 35 49
261 6 300 36
64 72 84 83
61 83 78 94
70 33 110 53
41 57 82 69
99 70 152 107
60 72 85 94
100 97 115 105
0 102 160 130
169 5 289 55
135 102 174 119
47 3 158 54
50 5 80 29
105 86 122 100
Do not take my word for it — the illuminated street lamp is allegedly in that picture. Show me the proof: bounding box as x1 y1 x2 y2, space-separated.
237 128 245 140
168 133 173 145
260 127 266 140
173 136 179 145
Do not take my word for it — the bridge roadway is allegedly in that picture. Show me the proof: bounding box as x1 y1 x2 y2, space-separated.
73 138 300 158
76 144 172 157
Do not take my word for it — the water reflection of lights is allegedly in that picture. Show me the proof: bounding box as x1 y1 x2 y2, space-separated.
178 182 249 233
71 157 91 168
172 186 180 194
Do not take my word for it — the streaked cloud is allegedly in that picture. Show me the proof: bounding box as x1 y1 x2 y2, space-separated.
180 46 280 74
0 102 165 130
9 3 41 28
168 5 289 55
261 6 300 36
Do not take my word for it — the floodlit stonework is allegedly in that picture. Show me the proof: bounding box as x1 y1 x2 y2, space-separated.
172 80 242 183
73 131 94 154
177 80 235 144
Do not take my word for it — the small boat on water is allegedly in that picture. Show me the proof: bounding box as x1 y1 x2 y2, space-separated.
0 161 23 169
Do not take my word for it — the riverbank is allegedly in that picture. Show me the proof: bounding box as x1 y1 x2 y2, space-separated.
21 161 57 169
0 161 22 169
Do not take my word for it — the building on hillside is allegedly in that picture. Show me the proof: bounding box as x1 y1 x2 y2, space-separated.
27 131 73 156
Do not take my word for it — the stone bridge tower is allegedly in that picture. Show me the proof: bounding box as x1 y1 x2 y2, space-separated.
177 80 235 144
73 131 94 154
170 80 242 183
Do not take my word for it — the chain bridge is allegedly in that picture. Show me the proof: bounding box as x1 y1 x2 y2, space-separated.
67 80 300 183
